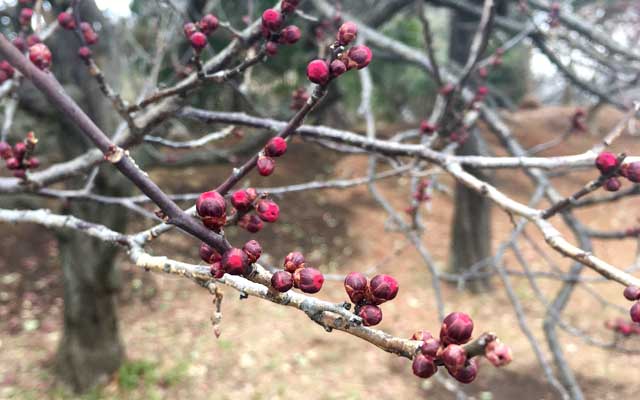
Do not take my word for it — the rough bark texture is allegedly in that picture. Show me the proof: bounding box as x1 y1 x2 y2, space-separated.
447 0 500 291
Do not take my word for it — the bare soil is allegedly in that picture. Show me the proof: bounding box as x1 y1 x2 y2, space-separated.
1 106 639 399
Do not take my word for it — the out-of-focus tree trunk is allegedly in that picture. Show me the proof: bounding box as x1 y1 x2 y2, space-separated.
447 0 506 291
40 1 130 392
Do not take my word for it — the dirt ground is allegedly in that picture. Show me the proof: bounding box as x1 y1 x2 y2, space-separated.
1 106 640 399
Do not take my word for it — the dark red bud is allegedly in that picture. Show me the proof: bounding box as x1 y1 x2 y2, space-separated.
27 157 39 169
337 21 357 45
271 270 293 292
196 191 227 230
306 59 330 84
257 155 275 176
19 8 33 26
624 285 640 301
265 41 278 56
279 25 301 44
344 272 368 304
0 142 11 159
255 199 279 223
411 330 440 357
412 354 437 379
222 248 250 276
623 162 640 183
293 267 324 294
5 157 20 170
442 344 467 372
261 9 283 31
366 274 399 305
210 261 225 279
440 312 474 345
420 120 437 135
604 177 621 192
357 304 382 326
595 152 619 175
631 302 640 323
28 43 52 70
330 59 347 77
242 240 262 263
199 242 221 264
78 46 92 62
281 0 300 13
190 32 208 52
265 137 287 157
347 45 372 69
200 14 219 35
284 251 305 273
57 12 76 30
231 189 253 211
238 213 264 233
183 22 198 38
449 359 478 384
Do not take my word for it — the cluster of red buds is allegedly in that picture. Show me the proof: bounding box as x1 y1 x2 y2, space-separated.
343 272 399 326
9 2 52 70
196 188 280 234
548 2 561 28
200 239 262 278
257 136 288 176
623 285 640 324
0 132 39 179
58 10 100 63
261 3 302 56
290 87 309 110
605 317 640 337
571 108 587 132
271 251 325 294
594 152 640 192
411 312 512 383
0 61 15 84
306 21 372 85
183 13 220 53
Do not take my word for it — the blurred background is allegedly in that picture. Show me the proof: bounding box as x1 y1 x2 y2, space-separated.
1 0 639 399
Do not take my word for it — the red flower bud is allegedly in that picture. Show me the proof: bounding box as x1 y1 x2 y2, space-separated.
485 340 513 367
337 21 357 45
271 270 293 292
199 14 219 35
604 177 621 192
26 157 39 169
279 25 301 44
293 267 324 294
26 34 41 47
623 161 640 183
631 302 640 323
28 43 52 70
411 330 440 357
347 45 372 69
0 61 14 79
440 312 474 345
196 191 227 230
231 190 253 211
366 274 399 305
257 155 275 176
190 32 208 52
200 242 221 264
442 344 467 372
624 285 640 301
5 157 20 170
595 152 618 175
449 359 478 384
265 41 278 56
19 8 33 26
265 137 287 157
13 37 27 52
357 304 382 326
57 12 76 30
420 120 437 135
82 26 99 45
245 188 258 202
262 9 283 31
183 22 198 38
238 213 264 233
330 59 347 77
13 142 26 160
284 251 305 273
344 272 368 304
412 354 438 379
439 83 456 96
242 240 262 263
0 142 11 159
78 46 92 62
210 261 225 279
222 248 250 276
306 59 330 85
255 199 279 223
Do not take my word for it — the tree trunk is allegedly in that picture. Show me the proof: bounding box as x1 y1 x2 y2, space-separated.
447 1 502 291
